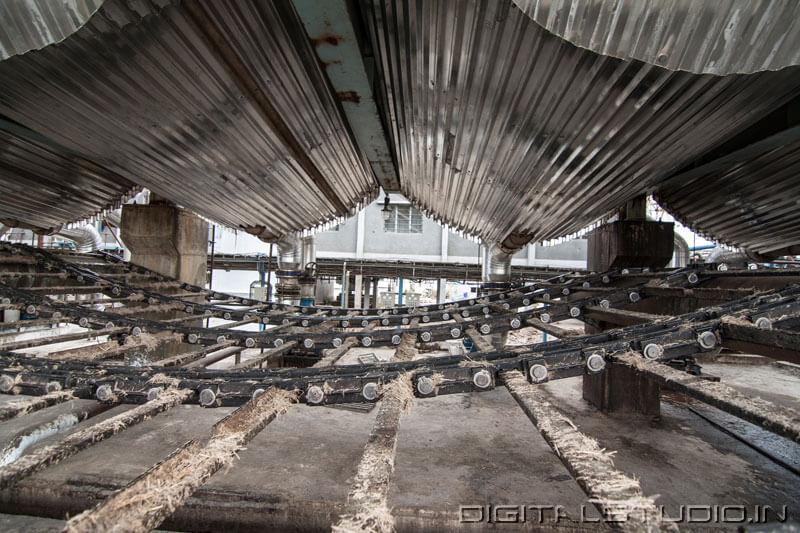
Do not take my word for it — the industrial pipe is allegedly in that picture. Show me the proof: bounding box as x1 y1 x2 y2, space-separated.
481 243 513 283
55 225 103 253
276 233 303 272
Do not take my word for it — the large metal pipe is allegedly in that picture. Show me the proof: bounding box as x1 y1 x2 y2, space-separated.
481 243 513 283
0 225 10 239
55 225 103 253
275 233 303 272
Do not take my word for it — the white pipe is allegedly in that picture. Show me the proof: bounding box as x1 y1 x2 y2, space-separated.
56 224 103 253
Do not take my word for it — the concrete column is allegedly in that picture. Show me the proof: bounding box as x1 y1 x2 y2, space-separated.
120 204 208 286
583 198 670 415
437 278 447 303
362 275 370 308
371 277 379 308
354 274 362 308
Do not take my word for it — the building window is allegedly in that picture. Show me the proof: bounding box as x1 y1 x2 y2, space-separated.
384 205 423 233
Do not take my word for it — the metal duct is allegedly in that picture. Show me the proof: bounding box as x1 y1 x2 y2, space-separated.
363 0 800 246
0 225 9 239
301 235 316 270
56 225 103 253
0 0 377 235
512 0 800 75
276 234 303 273
481 244 513 283
672 233 690 268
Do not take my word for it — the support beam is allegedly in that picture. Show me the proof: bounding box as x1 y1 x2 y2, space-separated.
233 341 298 369
502 370 673 531
332 375 414 533
720 320 800 364
64 388 298 532
0 389 194 489
0 390 77 422
525 317 581 338
583 306 669 327
614 352 800 442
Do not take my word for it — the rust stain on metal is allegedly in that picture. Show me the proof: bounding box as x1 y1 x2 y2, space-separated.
337 91 361 103
311 34 343 47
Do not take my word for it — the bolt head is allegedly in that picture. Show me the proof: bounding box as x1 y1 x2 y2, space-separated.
223 312 231 320
540 313 551 323
362 382 379 401
245 337 256 348
569 307 581 317
332 337 342 348
697 331 717 350
582 282 590 289
629 292 641 303
252 388 265 399
274 338 284 348
391 335 401 345
523 299 530 306
0 375 14 393
262 316 270 324
381 318 389 326
420 331 431 342
416 376 435 395
755 317 772 330
187 333 198 344
562 288 570 295
306 385 324 404
450 328 461 338
216 335 226 344
510 318 521 329
104 321 115 329
96 384 114 402
199 388 216 407
642 343 663 360
602 275 610 284
600 299 610 309
586 353 606 373
442 312 450 320
361 337 372 347
529 364 548 383
687 272 699 284
46 381 62 393
401 318 409 325
301 319 309 327
479 324 491 335
422 315 430 322
472 370 492 389
131 327 142 336
78 317 89 328
25 305 36 315
461 310 470 318
147 387 163 401
184 305 193 313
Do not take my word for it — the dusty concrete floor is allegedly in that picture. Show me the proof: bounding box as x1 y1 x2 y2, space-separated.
0 357 797 531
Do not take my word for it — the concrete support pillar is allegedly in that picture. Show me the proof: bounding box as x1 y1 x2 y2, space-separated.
583 200 670 414
583 362 661 416
120 204 208 286
362 275 370 309
437 278 447 303
371 278 379 308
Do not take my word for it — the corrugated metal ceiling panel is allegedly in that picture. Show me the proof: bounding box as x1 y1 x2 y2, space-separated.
364 0 800 246
0 0 377 234
512 0 800 75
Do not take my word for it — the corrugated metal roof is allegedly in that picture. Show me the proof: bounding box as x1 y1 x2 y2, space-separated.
364 0 800 246
656 128 800 255
0 0 378 234
513 0 800 75
0 124 138 230
0 0 102 60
